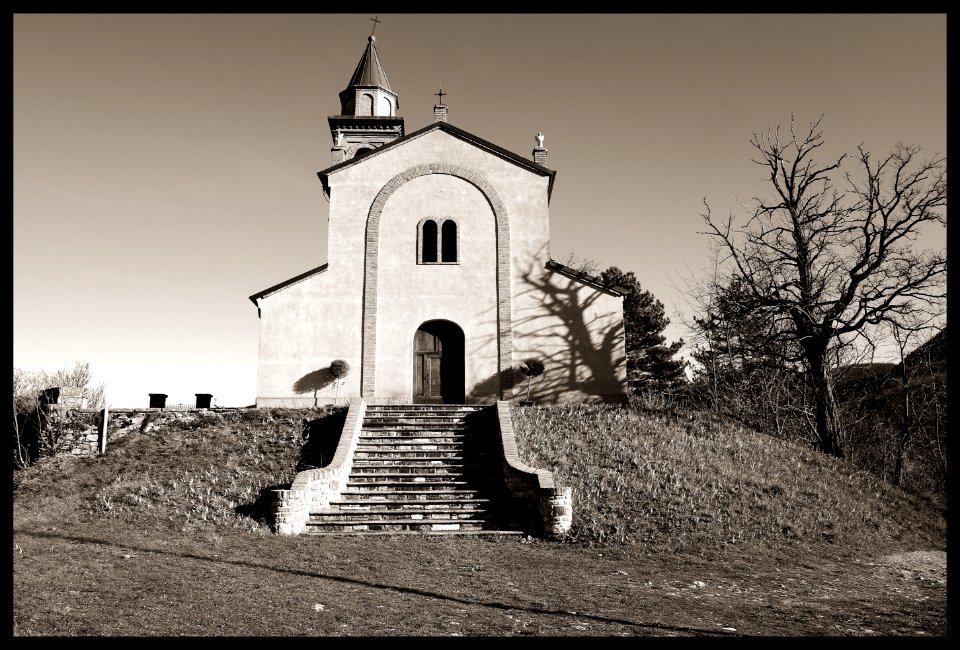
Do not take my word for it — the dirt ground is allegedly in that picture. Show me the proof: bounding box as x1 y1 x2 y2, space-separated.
11 524 948 637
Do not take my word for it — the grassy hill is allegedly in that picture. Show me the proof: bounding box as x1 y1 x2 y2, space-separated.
12 403 947 636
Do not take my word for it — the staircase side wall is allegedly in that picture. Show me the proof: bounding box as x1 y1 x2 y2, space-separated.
493 401 572 538
272 400 367 535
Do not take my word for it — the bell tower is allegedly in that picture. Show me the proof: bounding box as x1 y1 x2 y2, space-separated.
329 31 405 164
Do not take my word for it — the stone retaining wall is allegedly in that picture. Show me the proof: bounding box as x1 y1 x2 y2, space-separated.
272 400 367 535
495 401 573 538
38 406 250 458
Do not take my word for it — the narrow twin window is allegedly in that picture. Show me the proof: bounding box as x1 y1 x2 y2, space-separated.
441 220 457 262
422 219 438 263
418 218 458 264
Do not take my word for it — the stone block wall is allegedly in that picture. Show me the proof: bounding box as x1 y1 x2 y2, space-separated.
494 401 573 538
272 400 366 535
38 405 250 459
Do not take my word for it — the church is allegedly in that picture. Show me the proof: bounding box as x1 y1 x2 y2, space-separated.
249 33 627 406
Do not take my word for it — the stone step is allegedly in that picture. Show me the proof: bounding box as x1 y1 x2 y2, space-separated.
331 486 487 503
345 473 503 487
361 420 478 427
358 429 476 437
326 499 495 511
352 455 473 463
356 442 479 449
364 403 484 407
302 403 514 536
308 509 491 523
303 520 517 534
348 469 477 479
365 412 489 418
346 477 475 487
354 450 470 458
303 528 525 537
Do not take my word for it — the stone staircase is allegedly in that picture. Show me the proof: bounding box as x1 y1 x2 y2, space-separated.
304 404 524 536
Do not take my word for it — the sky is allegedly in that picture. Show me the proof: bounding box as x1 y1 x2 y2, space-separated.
13 13 947 408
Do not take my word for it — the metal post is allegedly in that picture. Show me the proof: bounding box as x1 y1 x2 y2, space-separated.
98 401 109 455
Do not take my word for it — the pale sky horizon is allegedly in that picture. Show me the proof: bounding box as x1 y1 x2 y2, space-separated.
13 13 947 408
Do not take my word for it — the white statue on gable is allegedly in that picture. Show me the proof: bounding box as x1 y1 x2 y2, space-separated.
536 132 545 148
335 130 344 146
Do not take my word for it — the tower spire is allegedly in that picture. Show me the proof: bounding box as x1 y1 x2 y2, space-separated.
328 29 405 163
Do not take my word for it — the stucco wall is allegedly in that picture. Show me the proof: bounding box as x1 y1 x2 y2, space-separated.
255 268 363 407
253 127 627 405
375 173 499 400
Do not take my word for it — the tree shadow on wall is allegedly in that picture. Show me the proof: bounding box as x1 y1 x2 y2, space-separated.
293 368 335 406
511 245 627 402
467 368 518 403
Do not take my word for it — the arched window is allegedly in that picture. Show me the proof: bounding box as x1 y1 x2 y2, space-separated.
441 220 458 263
421 219 438 263
418 218 458 265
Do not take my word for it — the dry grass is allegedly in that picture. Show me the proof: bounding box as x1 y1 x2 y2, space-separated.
12 403 947 636
510 404 945 553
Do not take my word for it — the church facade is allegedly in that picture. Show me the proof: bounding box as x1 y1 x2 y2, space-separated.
249 34 627 406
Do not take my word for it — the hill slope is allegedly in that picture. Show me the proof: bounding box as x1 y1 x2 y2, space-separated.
13 403 947 636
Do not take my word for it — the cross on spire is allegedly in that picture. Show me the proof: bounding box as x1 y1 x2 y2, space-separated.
434 87 446 105
370 16 382 35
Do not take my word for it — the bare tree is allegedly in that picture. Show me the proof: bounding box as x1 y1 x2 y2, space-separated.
700 116 946 458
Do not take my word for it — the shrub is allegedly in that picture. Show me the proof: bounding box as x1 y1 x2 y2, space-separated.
517 358 545 401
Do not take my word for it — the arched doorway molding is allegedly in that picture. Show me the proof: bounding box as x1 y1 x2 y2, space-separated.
360 163 513 399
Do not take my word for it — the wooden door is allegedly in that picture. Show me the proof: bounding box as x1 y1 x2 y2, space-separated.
414 328 444 403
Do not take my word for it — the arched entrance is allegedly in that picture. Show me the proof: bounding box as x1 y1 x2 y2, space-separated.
413 320 465 404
